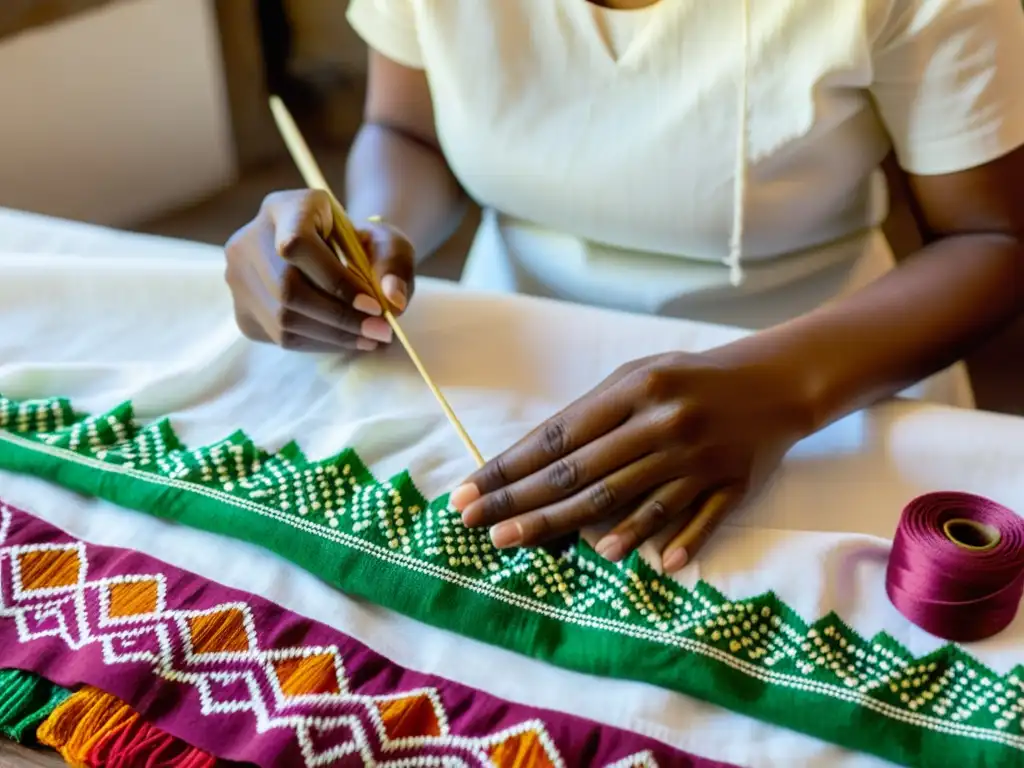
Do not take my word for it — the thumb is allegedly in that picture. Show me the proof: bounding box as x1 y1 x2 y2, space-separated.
363 219 416 314
661 489 743 573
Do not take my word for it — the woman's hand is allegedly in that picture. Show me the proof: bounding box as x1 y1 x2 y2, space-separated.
225 189 415 353
451 350 814 571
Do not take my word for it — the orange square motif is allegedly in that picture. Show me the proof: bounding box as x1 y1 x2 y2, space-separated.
106 579 161 619
272 652 343 698
17 547 81 592
375 693 444 740
186 608 251 655
489 730 558 768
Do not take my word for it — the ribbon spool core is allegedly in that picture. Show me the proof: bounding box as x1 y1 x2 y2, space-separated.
942 517 1001 552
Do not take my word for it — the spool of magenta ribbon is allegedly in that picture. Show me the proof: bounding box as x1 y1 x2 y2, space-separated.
885 491 1024 642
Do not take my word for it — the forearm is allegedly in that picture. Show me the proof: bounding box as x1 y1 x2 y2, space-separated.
713 235 1024 434
344 122 468 259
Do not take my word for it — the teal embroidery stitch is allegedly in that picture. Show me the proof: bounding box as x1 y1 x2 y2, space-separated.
0 394 1022 768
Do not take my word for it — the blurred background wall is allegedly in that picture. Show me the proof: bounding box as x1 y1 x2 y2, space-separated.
0 0 234 226
0 0 1019 413
0 0 477 271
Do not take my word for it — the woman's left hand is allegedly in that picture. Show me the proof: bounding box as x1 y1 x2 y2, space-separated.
451 350 813 572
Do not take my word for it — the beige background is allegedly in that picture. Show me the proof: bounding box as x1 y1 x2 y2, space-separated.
0 0 235 227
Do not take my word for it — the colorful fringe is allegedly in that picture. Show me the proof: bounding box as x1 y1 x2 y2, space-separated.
0 667 69 743
0 670 218 766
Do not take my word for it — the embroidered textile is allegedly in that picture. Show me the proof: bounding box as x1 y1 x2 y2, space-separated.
0 395 1022 767
0 499 717 767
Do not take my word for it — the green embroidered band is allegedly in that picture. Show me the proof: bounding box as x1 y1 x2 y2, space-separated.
0 395 1021 767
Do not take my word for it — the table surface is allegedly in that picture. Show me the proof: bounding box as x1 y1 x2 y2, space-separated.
0 740 63 767
2 208 1023 768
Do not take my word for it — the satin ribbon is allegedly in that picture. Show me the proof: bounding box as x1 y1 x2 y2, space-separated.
886 492 1024 642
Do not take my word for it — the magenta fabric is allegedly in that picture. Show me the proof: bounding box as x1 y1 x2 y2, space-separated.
0 499 736 768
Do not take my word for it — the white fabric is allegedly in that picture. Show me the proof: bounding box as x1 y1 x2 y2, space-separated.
346 0 1024 340
0 210 1022 767
589 4 652 60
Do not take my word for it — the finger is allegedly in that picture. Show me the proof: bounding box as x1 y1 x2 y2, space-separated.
283 305 390 349
282 271 394 345
460 420 656 528
251 301 373 352
365 221 416 313
346 229 386 314
242 258 381 351
594 477 705 562
284 333 375 353
272 192 374 310
243 330 354 353
254 216 390 343
451 384 633 511
661 488 744 572
278 312 378 353
488 453 672 549
234 311 270 344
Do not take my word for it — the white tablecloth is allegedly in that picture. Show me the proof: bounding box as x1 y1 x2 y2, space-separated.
0 207 1022 768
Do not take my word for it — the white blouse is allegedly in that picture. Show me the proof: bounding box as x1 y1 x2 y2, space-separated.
346 0 1024 337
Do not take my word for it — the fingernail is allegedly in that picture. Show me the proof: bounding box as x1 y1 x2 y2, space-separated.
356 338 378 352
360 317 393 344
450 483 480 511
382 274 408 312
491 521 523 549
595 535 626 562
663 549 688 573
461 505 485 528
353 294 382 316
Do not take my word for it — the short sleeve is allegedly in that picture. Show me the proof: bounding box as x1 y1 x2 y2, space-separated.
869 0 1024 176
346 0 424 69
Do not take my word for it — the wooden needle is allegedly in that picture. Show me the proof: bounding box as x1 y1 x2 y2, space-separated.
269 96 485 468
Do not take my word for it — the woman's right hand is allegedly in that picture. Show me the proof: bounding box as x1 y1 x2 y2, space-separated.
224 189 415 353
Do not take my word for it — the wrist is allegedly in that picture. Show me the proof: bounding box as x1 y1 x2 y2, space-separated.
703 335 828 440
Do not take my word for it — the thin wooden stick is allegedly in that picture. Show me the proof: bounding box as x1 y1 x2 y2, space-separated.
269 96 485 468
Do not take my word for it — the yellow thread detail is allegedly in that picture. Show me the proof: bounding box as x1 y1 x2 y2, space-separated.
942 518 1001 552
36 687 137 767
17 548 80 591
376 693 442 740
273 653 341 698
107 579 160 618
187 608 250 655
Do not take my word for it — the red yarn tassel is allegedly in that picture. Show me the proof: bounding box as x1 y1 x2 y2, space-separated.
87 713 217 768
